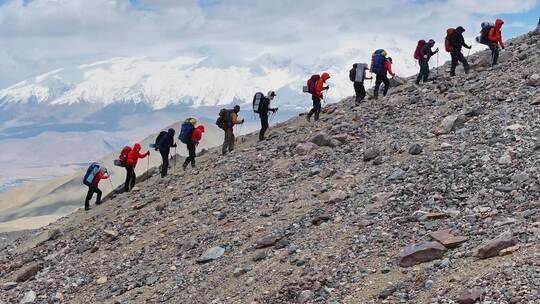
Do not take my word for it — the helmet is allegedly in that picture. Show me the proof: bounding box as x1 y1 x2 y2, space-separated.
456 26 465 33
387 57 393 63
168 128 175 135
267 91 276 100
101 167 108 174
233 105 240 113
428 39 435 45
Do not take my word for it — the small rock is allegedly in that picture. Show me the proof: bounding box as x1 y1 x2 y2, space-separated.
96 276 108 284
379 284 397 299
456 287 483 304
429 229 468 249
408 143 423 155
252 251 267 262
398 241 447 267
311 214 331 226
363 147 380 161
13 263 42 283
104 229 119 240
20 290 36 304
145 276 159 286
296 142 318 155
196 246 225 263
438 114 467 134
298 290 313 304
255 235 281 249
499 244 520 256
475 232 517 259
2 282 17 291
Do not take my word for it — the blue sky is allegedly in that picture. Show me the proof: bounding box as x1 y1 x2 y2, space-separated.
0 0 538 87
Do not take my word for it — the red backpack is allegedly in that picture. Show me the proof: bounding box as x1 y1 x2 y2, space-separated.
414 40 426 60
119 146 132 165
306 74 320 95
445 28 456 52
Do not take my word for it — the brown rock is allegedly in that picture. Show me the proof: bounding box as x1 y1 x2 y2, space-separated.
530 96 540 106
430 229 468 249
13 262 42 282
499 244 520 256
398 241 446 267
475 232 517 259
426 212 448 220
255 235 281 249
456 287 483 304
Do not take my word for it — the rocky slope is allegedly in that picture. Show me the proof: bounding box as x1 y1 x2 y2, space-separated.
1 27 539 304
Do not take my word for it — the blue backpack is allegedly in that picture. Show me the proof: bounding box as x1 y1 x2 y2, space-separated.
179 121 195 144
83 163 100 187
370 49 387 74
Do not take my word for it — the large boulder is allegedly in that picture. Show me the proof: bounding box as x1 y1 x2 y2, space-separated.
309 133 341 148
398 241 447 267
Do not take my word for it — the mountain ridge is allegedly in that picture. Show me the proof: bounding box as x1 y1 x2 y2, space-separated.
0 27 539 303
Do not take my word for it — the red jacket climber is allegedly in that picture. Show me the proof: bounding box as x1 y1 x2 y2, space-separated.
92 170 109 186
127 143 149 167
385 59 395 78
488 19 505 49
192 125 205 145
315 72 330 99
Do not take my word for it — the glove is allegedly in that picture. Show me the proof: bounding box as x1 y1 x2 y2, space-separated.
466 45 472 49
435 47 439 52
173 143 177 148
147 150 151 156
241 119 245 124
324 86 329 90
154 147 158 151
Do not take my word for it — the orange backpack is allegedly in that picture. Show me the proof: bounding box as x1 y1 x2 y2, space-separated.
445 28 456 52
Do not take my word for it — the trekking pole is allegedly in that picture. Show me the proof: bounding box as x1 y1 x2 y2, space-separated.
109 178 114 192
147 153 150 174
174 146 177 169
436 52 439 79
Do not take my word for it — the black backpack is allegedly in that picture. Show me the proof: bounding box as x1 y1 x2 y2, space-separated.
154 131 167 150
349 68 356 82
252 92 264 114
216 109 232 130
480 25 493 43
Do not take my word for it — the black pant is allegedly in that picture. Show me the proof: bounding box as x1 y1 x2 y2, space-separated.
259 113 269 140
416 60 430 84
354 81 366 104
307 95 321 121
184 143 196 167
222 129 235 155
159 149 169 177
374 74 389 98
85 185 102 210
450 51 470 76
489 44 499 65
124 165 135 192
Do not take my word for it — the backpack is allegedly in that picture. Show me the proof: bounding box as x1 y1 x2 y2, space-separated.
179 119 196 144
479 22 494 44
306 74 320 95
83 163 100 187
445 28 456 52
216 109 231 130
252 92 264 114
154 131 167 150
349 67 356 82
355 63 368 82
414 40 426 60
370 49 387 74
116 146 131 167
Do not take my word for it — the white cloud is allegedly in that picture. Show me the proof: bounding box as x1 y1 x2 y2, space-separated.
0 0 537 87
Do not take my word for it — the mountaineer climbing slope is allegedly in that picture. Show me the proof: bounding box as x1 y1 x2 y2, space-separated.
416 39 439 84
349 63 371 105
446 26 472 76
253 91 278 141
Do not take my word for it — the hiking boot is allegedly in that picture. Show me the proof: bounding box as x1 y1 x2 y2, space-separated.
96 201 102 205
306 115 311 122
191 163 196 168
182 163 188 171
85 207 92 211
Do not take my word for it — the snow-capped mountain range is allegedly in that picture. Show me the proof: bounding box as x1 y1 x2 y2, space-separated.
0 45 419 113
